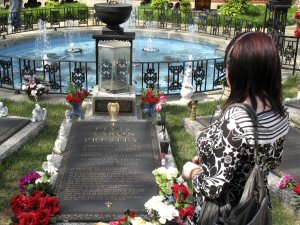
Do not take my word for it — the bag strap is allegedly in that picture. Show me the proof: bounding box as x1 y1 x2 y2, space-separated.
223 103 260 165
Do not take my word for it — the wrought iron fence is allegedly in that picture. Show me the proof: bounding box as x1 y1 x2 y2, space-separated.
0 6 299 96
0 54 225 95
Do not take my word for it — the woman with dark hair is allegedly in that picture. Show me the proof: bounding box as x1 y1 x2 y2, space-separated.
182 32 289 224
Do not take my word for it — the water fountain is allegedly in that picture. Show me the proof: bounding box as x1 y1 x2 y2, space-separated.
35 19 50 57
64 20 83 54
143 21 159 53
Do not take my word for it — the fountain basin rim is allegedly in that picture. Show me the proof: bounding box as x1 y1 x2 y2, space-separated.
94 3 132 9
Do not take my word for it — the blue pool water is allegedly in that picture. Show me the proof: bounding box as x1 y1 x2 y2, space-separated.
0 35 219 62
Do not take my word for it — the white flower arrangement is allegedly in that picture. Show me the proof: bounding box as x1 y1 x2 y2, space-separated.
22 74 50 98
144 195 179 224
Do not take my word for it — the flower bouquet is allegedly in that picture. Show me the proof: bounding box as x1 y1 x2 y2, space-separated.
65 83 89 119
65 83 89 105
10 171 60 225
21 74 50 101
141 89 165 121
144 167 194 225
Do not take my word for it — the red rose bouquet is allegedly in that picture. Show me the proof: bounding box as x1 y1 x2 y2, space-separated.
10 190 60 225
65 83 89 105
141 89 166 119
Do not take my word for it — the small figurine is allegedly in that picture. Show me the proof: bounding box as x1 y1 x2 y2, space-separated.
187 100 198 120
180 67 194 104
31 103 47 122
0 102 8 117
107 102 120 122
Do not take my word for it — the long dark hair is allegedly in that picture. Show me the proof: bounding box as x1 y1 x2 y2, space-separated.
223 32 284 116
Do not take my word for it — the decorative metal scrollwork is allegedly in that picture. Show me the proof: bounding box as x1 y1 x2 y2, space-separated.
234 19 243 36
158 10 167 28
22 65 34 76
283 44 295 65
223 17 232 37
78 9 88 25
198 15 207 32
143 67 157 90
116 59 128 82
101 60 112 81
65 10 74 21
210 14 219 35
72 67 85 87
245 21 253 32
186 12 194 25
0 15 8 34
50 10 60 26
169 80 181 91
11 12 21 32
172 11 181 30
214 61 225 86
144 9 154 26
0 60 12 85
194 65 206 87
44 64 60 90
168 65 183 91
23 13 33 30
255 22 262 32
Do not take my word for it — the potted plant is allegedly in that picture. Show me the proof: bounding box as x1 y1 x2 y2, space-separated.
65 83 89 119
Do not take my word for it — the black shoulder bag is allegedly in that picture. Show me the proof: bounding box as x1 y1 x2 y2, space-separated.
198 103 272 225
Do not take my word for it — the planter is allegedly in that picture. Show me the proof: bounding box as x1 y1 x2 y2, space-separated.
94 2 132 33
160 141 169 154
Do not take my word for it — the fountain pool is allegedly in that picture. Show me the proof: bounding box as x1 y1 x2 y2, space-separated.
0 34 223 94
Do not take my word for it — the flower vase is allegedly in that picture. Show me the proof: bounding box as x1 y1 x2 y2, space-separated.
143 104 156 121
160 141 169 154
156 112 162 125
69 103 84 119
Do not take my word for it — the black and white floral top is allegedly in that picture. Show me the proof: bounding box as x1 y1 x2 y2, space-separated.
192 105 289 224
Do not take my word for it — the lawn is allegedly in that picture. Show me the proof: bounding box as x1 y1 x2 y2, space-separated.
0 75 299 224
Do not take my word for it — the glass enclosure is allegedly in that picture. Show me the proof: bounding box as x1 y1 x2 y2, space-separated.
98 40 130 93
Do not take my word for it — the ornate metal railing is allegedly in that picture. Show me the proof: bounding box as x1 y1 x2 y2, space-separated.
0 55 225 95
136 8 264 37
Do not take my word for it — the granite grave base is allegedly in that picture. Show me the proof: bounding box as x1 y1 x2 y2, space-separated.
54 121 160 222
0 117 31 145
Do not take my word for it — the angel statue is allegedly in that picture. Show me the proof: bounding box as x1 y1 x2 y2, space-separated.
31 103 47 122
107 102 120 122
0 102 8 117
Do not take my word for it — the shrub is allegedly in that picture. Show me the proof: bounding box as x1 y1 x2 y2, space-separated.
151 0 169 9
180 0 192 13
218 0 251 16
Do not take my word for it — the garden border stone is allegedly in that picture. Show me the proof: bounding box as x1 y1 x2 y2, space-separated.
0 116 46 162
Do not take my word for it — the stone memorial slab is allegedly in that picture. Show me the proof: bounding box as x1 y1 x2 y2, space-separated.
286 99 300 109
0 117 31 145
54 121 160 222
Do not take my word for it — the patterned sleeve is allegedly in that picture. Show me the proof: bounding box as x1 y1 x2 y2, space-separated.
192 107 249 199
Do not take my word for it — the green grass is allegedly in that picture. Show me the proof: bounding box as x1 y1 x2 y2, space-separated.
283 75 299 99
0 99 67 224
